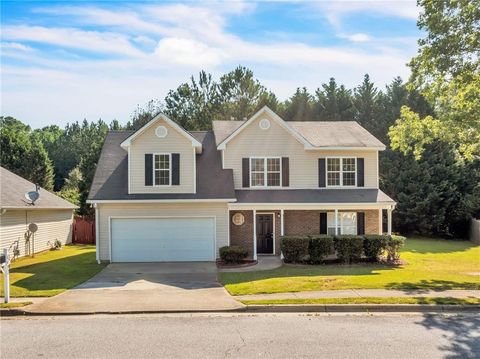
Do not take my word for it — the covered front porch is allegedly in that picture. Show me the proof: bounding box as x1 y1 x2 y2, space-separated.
228 204 395 260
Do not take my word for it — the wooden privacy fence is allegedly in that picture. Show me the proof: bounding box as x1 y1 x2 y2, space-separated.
72 217 95 244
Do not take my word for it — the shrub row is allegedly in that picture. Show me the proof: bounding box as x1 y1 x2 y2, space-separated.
219 245 249 264
280 234 405 264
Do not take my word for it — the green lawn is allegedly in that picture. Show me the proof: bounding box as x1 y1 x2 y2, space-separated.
0 245 105 297
220 238 480 296
242 297 480 306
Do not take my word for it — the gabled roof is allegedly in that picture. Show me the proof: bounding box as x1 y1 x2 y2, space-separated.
212 106 386 150
120 113 203 153
88 131 236 202
0 167 77 209
216 106 314 150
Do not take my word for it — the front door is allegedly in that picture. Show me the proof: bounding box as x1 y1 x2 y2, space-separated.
256 214 274 254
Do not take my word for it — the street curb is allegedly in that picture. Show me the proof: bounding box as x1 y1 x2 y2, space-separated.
0 307 248 317
1 304 479 316
246 304 480 313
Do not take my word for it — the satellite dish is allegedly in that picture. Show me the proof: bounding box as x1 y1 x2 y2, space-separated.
24 191 40 205
28 223 38 233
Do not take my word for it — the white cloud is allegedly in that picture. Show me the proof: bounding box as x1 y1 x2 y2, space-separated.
339 33 371 42
1 1 416 128
154 37 226 67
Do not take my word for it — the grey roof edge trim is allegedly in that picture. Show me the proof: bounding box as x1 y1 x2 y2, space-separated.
1 206 78 210
87 198 237 204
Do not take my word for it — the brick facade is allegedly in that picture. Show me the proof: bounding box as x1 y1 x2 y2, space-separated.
230 209 380 258
229 210 254 258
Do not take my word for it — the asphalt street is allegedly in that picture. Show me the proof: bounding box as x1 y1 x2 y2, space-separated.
1 312 479 358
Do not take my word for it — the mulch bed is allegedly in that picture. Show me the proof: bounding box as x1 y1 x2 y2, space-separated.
216 260 258 269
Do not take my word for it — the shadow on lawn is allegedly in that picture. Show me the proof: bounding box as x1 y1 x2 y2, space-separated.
385 279 480 292
219 263 398 284
12 252 104 292
417 314 480 358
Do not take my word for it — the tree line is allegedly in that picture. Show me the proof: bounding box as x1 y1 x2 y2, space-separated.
1 0 478 238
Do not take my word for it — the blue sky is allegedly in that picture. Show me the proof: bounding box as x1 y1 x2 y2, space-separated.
1 1 421 128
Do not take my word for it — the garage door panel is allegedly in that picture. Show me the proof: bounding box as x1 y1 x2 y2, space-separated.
111 218 215 262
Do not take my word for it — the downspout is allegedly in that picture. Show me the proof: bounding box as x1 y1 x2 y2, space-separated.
94 203 100 264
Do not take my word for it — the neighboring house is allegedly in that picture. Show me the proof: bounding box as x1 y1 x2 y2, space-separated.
88 106 395 263
0 167 77 257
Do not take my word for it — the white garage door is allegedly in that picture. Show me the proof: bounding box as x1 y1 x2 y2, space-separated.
111 217 215 262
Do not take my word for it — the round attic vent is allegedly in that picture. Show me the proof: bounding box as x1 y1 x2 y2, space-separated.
259 118 270 130
155 126 168 138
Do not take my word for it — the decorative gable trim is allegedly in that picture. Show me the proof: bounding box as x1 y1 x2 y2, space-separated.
120 113 202 153
216 106 314 150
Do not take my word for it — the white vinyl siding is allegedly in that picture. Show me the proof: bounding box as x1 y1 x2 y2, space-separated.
223 112 378 189
0 209 73 258
96 203 229 261
129 118 194 193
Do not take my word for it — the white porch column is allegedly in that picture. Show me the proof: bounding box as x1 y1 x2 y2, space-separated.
387 207 392 235
253 209 257 260
378 209 383 235
334 209 339 235
280 209 285 236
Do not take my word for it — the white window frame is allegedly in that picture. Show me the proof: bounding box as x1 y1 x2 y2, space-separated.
249 157 282 188
153 153 172 187
327 212 357 235
326 156 357 188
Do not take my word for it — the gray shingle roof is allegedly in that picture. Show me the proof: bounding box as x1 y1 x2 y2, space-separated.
212 120 385 148
88 131 236 201
0 167 77 209
235 189 395 204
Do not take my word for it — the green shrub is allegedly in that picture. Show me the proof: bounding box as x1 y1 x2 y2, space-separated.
281 236 310 263
219 246 249 264
333 235 364 263
386 235 406 262
309 235 334 264
363 235 389 261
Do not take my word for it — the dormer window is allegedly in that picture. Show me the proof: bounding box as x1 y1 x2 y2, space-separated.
154 153 171 186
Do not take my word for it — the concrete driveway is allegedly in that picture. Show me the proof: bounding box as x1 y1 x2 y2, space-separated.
25 263 244 314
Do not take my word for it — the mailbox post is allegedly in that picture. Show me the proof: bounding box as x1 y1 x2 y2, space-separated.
1 248 10 303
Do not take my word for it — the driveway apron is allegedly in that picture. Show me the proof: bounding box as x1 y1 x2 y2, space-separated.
25 263 244 314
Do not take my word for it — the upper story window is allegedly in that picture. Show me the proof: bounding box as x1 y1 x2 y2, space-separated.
154 153 171 186
250 157 281 187
327 157 356 187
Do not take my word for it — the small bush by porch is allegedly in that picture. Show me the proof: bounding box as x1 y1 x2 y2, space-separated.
219 238 480 296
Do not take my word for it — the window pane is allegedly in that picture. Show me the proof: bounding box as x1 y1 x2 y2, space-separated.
327 158 340 171
327 227 336 235
341 212 356 226
343 172 355 186
155 170 170 185
267 172 280 186
267 158 280 172
154 154 170 170
251 158 264 171
342 158 356 171
327 172 340 186
251 172 264 186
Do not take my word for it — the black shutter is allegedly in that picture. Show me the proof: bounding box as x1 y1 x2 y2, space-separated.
242 158 250 188
357 158 364 187
357 212 365 235
172 153 180 185
282 157 289 187
318 158 326 187
320 212 327 234
145 154 153 186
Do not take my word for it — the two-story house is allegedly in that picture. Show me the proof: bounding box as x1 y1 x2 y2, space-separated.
88 106 395 263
